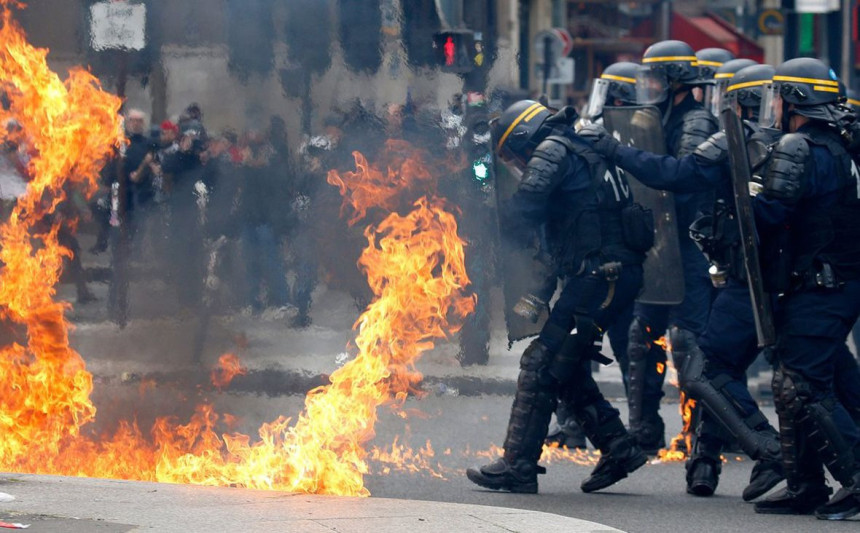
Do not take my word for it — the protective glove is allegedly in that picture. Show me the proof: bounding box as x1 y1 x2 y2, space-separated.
577 123 621 161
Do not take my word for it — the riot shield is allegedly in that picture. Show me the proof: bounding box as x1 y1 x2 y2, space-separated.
491 163 555 346
721 108 776 347
602 106 685 304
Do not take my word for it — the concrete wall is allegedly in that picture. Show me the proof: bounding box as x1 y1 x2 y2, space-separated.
13 0 517 145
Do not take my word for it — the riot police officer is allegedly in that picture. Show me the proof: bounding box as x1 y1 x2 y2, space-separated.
708 58 758 118
466 100 652 494
750 58 860 520
582 61 640 121
621 40 720 454
581 63 785 501
545 60 642 451
694 47 736 112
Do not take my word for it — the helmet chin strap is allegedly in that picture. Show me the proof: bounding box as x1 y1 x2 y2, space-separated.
781 102 796 133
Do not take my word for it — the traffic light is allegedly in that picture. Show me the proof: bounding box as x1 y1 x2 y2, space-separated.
433 30 476 73
464 95 493 182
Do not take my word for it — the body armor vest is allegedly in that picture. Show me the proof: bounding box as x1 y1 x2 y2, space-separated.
543 132 647 272
791 127 860 281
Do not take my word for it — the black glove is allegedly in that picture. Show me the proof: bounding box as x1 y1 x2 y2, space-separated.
578 123 621 162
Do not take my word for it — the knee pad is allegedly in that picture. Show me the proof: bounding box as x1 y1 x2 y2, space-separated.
772 365 809 418
520 339 552 371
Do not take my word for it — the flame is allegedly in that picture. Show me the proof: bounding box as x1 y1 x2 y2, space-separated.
656 393 697 462
210 353 247 390
370 437 447 479
655 361 665 375
0 0 122 473
0 8 475 498
326 139 436 226
477 444 601 467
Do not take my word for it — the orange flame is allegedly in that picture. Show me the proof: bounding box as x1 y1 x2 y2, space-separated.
210 353 247 390
0 7 475 497
0 0 122 472
657 393 697 462
655 361 665 375
477 444 601 467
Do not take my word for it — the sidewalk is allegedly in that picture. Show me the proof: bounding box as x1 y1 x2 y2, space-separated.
0 474 623 532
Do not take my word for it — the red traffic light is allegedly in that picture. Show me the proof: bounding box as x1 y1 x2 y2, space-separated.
433 30 476 73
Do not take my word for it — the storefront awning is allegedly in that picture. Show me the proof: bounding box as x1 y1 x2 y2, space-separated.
672 12 764 63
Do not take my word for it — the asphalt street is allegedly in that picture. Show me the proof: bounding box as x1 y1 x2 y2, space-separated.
82 380 855 533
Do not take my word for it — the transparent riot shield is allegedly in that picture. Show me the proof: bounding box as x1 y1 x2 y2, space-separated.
602 105 685 304
491 163 555 346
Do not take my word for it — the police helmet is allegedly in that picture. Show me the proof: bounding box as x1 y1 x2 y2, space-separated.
726 64 775 113
846 88 860 114
637 40 699 104
490 100 552 170
695 48 736 84
583 62 639 120
760 58 844 128
602 61 639 103
708 58 758 116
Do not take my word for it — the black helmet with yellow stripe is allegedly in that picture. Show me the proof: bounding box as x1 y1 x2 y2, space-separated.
637 40 699 104
642 40 699 83
490 100 552 170
726 64 774 112
695 48 735 84
772 57 841 107
847 88 860 114
602 61 639 103
707 58 758 116
760 58 843 128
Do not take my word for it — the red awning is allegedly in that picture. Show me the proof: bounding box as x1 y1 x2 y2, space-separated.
671 12 764 63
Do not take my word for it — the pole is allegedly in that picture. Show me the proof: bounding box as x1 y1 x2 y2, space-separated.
542 35 551 97
111 50 130 328
842 0 854 87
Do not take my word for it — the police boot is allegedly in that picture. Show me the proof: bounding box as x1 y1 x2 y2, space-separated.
634 413 666 455
815 482 860 521
466 457 546 494
545 404 587 450
685 436 722 497
754 482 833 515
577 406 647 493
815 454 860 520
467 340 557 493
742 458 785 502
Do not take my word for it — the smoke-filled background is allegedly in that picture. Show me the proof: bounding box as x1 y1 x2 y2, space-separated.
0 0 526 436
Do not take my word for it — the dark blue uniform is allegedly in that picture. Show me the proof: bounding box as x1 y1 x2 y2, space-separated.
754 125 860 445
614 135 860 430
621 92 718 451
468 114 650 494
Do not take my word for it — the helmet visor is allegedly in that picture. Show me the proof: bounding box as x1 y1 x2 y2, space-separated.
496 138 528 172
709 78 731 118
636 67 669 105
758 83 781 129
718 90 742 130
584 78 611 120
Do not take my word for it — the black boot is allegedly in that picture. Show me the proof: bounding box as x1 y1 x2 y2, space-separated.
742 459 785 502
581 433 647 493
467 340 557 494
754 482 833 515
685 434 722 497
632 415 665 455
576 407 647 493
546 402 587 450
686 458 720 497
466 458 546 494
815 487 860 521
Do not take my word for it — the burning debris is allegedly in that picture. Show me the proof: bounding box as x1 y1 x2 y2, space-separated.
0 2 475 496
